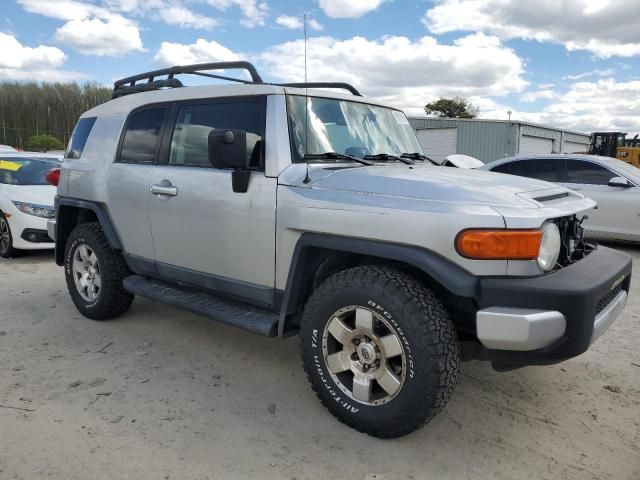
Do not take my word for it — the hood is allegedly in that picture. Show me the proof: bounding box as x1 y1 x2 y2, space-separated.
1 185 56 206
283 164 585 209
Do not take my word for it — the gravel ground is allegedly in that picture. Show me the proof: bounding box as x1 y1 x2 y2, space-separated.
0 246 639 480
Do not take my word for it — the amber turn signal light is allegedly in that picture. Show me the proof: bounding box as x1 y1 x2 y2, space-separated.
456 229 542 260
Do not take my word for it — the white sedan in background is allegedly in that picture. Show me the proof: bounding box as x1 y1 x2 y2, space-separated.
481 154 640 242
0 153 61 258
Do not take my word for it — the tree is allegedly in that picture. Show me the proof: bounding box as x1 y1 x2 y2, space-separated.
424 97 479 119
28 134 65 152
0 81 111 149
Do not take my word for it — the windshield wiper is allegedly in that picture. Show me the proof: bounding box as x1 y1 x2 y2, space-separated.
363 153 415 165
401 152 438 165
303 152 375 166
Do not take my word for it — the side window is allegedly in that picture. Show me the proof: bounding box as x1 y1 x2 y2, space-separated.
65 117 96 159
566 159 616 185
169 100 264 168
491 162 512 174
508 159 560 182
119 108 166 164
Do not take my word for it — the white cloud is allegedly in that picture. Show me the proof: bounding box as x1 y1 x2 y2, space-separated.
308 19 323 31
317 0 384 18
0 32 65 69
204 0 268 27
0 32 87 81
275 15 323 31
256 33 527 114
18 0 145 56
480 80 640 133
154 38 239 66
54 16 143 56
156 4 219 29
519 89 557 103
424 0 640 58
562 68 614 80
276 15 302 29
17 0 99 21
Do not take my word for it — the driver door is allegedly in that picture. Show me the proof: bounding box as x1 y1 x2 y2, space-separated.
148 97 278 307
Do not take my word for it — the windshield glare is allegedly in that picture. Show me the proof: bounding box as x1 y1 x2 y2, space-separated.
287 95 422 162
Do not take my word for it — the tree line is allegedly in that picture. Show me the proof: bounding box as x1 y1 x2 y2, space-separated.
0 82 112 149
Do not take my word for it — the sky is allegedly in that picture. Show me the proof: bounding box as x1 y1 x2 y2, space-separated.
2 0 640 134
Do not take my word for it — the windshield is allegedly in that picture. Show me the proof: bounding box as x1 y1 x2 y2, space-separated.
287 95 422 162
0 157 60 185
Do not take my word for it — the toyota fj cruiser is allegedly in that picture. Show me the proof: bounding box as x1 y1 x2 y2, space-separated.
49 62 631 438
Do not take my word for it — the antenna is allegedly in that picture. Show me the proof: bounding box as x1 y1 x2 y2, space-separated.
303 13 311 184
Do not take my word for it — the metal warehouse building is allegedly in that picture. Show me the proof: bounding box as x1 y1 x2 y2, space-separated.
408 117 591 164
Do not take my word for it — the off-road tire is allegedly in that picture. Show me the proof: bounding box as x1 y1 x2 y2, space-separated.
0 215 21 258
300 265 460 438
64 222 133 320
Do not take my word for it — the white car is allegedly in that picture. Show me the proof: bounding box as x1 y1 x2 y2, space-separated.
441 154 484 169
482 154 640 242
0 153 61 257
0 145 18 152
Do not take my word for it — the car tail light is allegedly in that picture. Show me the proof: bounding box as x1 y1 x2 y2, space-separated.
46 167 61 186
456 229 542 260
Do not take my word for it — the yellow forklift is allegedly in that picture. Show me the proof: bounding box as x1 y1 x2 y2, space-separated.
588 131 640 167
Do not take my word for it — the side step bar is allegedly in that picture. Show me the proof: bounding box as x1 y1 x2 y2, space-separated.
122 275 279 337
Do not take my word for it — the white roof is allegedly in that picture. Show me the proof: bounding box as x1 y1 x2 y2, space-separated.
83 84 395 118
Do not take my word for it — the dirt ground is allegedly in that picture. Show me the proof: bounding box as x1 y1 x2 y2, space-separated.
1 246 639 480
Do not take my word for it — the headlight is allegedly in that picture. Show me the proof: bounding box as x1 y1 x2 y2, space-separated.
537 222 561 271
12 201 55 219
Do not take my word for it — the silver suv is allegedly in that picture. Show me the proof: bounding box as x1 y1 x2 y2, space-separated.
49 62 631 438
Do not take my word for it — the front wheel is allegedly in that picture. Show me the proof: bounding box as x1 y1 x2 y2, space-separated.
300 266 460 438
0 216 20 258
64 222 133 320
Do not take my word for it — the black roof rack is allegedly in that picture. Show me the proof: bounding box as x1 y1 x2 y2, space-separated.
112 61 362 98
280 82 362 96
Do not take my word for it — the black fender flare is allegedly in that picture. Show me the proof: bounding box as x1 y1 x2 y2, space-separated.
277 233 479 337
54 197 122 265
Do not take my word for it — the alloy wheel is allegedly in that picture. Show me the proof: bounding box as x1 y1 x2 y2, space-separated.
322 305 406 406
72 244 102 302
0 218 11 255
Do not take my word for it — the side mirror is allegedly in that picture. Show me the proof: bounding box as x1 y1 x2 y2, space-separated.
208 129 251 193
208 129 249 169
608 176 633 188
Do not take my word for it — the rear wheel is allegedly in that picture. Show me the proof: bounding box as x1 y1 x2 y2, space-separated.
64 222 133 320
300 265 460 438
0 216 20 258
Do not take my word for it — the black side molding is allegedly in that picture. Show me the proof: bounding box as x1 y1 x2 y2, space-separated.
278 233 479 337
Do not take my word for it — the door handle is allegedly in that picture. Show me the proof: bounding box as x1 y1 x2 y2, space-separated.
150 183 178 196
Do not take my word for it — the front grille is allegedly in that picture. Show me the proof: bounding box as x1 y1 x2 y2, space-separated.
597 284 624 314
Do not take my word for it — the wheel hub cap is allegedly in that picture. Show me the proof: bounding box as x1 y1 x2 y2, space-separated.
357 342 377 365
322 306 406 406
72 244 101 302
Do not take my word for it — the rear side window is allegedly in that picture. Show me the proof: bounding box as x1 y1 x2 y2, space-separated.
0 157 60 185
502 159 561 182
119 108 166 164
65 117 96 159
566 159 616 185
